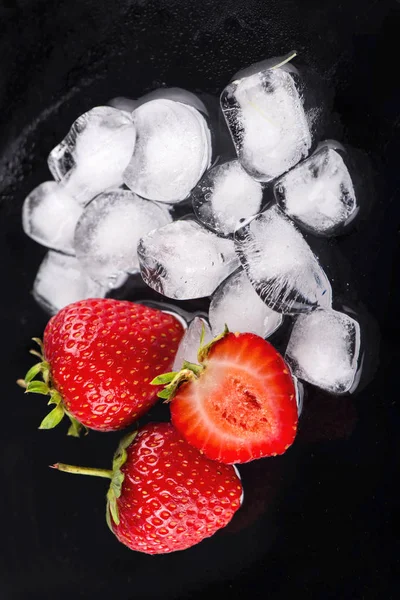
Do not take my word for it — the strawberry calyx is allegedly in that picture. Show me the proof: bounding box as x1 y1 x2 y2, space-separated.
51 430 138 531
151 324 230 402
17 337 85 437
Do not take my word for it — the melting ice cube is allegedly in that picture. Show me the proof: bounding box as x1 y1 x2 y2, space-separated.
234 205 332 314
192 160 263 237
274 141 357 236
33 251 107 315
135 87 208 115
74 189 172 286
123 99 211 204
137 219 239 300
48 107 136 205
173 316 213 370
22 181 82 255
221 55 318 181
285 308 361 394
107 97 137 113
209 268 282 338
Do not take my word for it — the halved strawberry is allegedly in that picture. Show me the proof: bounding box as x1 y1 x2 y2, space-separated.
153 331 298 464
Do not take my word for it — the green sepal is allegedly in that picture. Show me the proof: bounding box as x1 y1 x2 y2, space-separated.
26 380 49 395
32 337 44 356
67 416 86 438
25 362 47 384
181 360 204 376
197 324 230 363
156 368 198 402
151 371 178 386
39 404 65 429
106 430 138 530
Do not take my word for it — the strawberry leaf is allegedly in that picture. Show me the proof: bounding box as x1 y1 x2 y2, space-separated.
24 362 44 383
26 381 49 395
39 404 65 429
151 372 178 386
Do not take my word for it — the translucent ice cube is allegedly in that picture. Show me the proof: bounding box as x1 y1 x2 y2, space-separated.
209 268 282 338
221 57 315 181
135 87 208 115
274 142 357 236
33 251 107 315
234 205 332 314
285 308 361 393
74 189 172 286
107 97 137 113
48 107 136 205
192 160 263 237
123 99 212 204
137 219 239 300
22 181 82 255
173 316 213 370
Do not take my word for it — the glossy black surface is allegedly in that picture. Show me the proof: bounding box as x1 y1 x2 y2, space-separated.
0 1 399 598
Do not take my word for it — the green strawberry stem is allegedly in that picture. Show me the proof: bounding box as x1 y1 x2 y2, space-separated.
51 431 138 531
51 463 113 479
18 337 86 437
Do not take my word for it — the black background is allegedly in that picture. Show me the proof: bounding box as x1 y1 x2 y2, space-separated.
0 1 399 598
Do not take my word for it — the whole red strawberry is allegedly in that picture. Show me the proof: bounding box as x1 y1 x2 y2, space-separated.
153 329 298 464
19 299 184 434
52 422 243 554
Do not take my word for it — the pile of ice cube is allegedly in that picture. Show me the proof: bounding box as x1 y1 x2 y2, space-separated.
22 51 361 397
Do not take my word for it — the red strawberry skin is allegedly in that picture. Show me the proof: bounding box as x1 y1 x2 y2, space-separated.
112 423 242 554
170 332 298 464
43 299 184 431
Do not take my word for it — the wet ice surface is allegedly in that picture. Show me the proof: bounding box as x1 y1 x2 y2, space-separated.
74 189 171 286
209 268 282 338
192 160 263 237
137 218 239 300
48 107 136 206
221 61 313 181
285 308 361 394
235 205 332 314
135 87 208 115
22 181 82 255
173 316 213 370
274 143 357 235
33 251 107 315
123 99 211 204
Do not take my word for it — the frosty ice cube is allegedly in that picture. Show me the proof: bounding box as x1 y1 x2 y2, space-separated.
274 141 357 236
221 54 318 181
209 268 282 338
137 219 239 300
173 316 213 370
135 87 208 115
48 107 136 205
192 160 263 237
285 308 361 393
123 99 211 204
22 181 82 255
107 97 137 113
74 189 172 286
33 251 107 315
234 205 332 314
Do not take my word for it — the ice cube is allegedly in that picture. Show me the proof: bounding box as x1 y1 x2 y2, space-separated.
221 55 317 181
74 189 172 286
173 316 213 370
107 97 137 113
33 251 107 315
123 99 211 204
135 87 208 115
192 160 263 237
285 308 361 394
234 205 332 314
274 142 357 236
48 107 136 205
22 181 82 255
209 268 282 338
137 219 239 300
